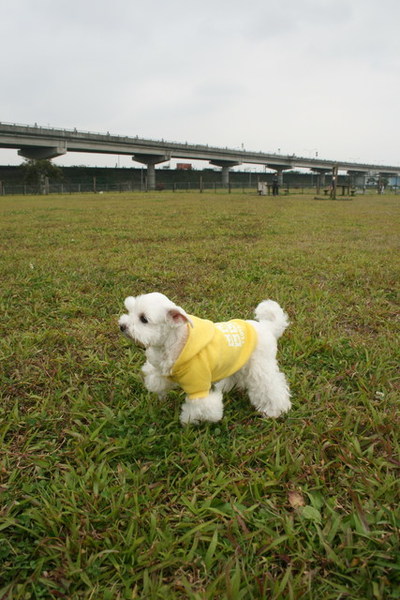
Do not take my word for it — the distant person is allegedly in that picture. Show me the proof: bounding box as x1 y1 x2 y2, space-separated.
272 175 279 196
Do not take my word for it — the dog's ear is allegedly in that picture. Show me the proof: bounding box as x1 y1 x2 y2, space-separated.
167 308 194 327
124 296 136 311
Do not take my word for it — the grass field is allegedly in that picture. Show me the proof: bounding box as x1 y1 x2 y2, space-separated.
0 191 399 599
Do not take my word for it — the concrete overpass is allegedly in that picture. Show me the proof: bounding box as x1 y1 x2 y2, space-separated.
0 122 398 190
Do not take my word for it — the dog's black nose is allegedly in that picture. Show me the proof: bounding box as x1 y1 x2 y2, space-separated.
119 323 127 333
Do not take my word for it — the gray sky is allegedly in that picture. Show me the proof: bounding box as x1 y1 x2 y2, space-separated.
1 0 399 168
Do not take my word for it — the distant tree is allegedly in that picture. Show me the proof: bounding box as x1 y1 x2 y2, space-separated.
21 158 63 186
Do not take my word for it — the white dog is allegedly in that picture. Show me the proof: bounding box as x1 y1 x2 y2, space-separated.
119 293 291 425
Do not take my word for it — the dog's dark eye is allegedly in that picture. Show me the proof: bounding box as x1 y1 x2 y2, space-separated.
139 314 148 324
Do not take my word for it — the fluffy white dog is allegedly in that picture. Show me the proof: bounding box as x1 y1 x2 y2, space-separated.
119 293 291 425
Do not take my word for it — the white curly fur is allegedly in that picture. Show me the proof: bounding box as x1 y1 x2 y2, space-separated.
119 293 291 425
180 390 224 425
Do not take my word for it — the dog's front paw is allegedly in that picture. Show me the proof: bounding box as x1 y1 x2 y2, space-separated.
142 363 171 395
180 391 224 425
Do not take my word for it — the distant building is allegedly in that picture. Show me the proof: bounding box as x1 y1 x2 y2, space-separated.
176 163 192 170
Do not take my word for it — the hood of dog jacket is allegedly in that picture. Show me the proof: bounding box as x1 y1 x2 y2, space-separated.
169 315 257 400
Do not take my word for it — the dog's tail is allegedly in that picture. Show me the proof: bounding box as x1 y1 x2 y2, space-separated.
254 300 289 339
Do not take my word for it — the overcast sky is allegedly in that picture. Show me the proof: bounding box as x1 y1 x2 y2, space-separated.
1 0 399 169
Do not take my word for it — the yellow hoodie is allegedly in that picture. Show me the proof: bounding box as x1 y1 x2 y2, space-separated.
170 315 257 399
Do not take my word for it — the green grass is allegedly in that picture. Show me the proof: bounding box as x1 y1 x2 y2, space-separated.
0 191 399 600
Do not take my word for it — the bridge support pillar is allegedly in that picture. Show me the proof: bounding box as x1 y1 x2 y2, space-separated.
133 153 170 190
266 163 292 193
147 161 156 191
347 170 367 190
210 160 241 188
221 165 230 187
311 168 330 193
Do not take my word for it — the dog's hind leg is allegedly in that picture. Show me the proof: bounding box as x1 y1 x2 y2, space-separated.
246 363 291 418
